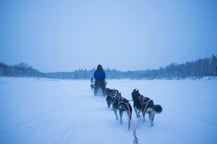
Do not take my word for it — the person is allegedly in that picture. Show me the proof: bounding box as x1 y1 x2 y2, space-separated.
93 64 106 96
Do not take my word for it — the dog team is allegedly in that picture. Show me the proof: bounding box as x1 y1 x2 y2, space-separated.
92 64 162 129
105 88 163 130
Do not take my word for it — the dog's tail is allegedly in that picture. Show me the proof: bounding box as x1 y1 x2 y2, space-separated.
154 104 163 113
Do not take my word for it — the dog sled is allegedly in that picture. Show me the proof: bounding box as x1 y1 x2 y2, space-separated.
90 78 107 96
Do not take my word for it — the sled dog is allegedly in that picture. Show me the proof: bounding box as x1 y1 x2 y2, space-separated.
131 89 162 126
105 88 118 108
113 92 132 130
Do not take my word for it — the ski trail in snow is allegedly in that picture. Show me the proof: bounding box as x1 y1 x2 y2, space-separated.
170 109 217 127
52 105 89 144
181 111 217 127
0 105 65 135
0 105 67 143
53 122 76 144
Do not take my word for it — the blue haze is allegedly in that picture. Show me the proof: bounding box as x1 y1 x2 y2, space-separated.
0 0 217 72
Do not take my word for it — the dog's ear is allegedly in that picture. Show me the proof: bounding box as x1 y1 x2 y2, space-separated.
132 89 137 93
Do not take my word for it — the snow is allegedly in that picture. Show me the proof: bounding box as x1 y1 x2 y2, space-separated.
0 77 217 144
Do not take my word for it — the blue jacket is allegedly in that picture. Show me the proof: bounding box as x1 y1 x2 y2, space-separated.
94 71 106 79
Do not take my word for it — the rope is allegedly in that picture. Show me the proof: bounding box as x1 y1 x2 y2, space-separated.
131 118 140 144
130 99 152 144
142 99 152 116
118 98 152 144
122 107 138 144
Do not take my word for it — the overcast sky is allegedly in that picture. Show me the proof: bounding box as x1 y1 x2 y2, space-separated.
0 0 217 72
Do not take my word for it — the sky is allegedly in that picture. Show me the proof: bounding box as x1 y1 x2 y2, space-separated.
0 0 217 72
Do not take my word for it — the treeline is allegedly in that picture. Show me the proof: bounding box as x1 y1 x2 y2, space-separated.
0 55 217 80
0 63 44 77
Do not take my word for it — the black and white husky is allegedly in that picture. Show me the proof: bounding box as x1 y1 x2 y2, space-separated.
113 92 132 130
131 89 162 126
105 88 118 108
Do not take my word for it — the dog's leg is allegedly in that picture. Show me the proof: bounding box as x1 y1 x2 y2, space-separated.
119 110 123 124
128 112 131 130
134 107 140 118
142 110 146 121
128 118 131 130
147 108 155 126
113 108 118 120
107 101 110 108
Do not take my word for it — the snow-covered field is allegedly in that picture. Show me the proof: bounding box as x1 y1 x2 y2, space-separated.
0 77 217 144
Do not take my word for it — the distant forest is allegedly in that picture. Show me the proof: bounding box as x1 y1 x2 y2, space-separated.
0 55 217 80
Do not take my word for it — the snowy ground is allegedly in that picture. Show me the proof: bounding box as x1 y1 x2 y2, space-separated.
0 77 217 144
